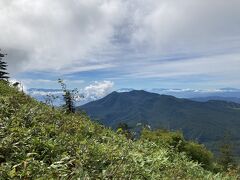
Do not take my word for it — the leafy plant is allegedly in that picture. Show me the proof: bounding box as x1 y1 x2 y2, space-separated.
141 129 215 170
218 132 236 171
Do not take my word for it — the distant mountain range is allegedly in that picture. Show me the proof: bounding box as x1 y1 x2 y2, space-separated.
80 90 240 156
191 96 240 104
27 88 109 106
150 88 240 100
28 87 240 105
27 88 63 106
118 87 240 99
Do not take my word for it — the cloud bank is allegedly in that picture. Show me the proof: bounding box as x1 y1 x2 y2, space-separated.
83 80 114 101
1 0 240 87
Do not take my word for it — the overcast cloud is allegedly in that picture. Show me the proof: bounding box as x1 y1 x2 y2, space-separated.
0 0 240 88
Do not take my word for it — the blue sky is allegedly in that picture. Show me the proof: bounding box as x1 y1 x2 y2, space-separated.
1 0 240 93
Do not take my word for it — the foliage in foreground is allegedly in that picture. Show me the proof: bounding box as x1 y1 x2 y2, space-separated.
0 81 239 179
141 129 214 170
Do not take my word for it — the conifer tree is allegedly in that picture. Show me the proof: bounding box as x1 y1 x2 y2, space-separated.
58 79 75 113
58 79 83 113
0 50 9 81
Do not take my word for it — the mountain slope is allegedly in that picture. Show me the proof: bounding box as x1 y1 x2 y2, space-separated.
2 81 236 179
80 90 240 144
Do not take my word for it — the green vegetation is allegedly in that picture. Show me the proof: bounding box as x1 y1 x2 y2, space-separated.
141 129 214 170
0 81 239 179
116 123 134 140
218 132 236 171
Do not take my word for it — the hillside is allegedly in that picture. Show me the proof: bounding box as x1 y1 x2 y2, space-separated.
0 81 238 179
80 90 240 155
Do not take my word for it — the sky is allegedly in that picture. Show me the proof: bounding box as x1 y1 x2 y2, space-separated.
1 0 240 97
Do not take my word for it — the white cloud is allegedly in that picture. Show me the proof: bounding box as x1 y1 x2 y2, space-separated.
116 52 240 88
83 80 114 101
1 0 240 87
61 63 115 74
130 0 240 54
0 0 126 73
21 79 84 84
28 90 62 97
124 53 240 78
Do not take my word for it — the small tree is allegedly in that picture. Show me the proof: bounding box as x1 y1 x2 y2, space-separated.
45 93 59 109
0 49 9 81
58 79 83 113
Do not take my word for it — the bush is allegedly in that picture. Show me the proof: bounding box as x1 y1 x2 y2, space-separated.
141 129 184 148
183 142 214 170
141 129 215 171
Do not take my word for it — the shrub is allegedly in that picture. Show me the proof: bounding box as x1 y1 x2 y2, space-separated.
141 129 185 150
183 141 214 170
141 129 215 171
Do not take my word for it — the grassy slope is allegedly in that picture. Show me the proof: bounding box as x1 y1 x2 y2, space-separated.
0 81 238 179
